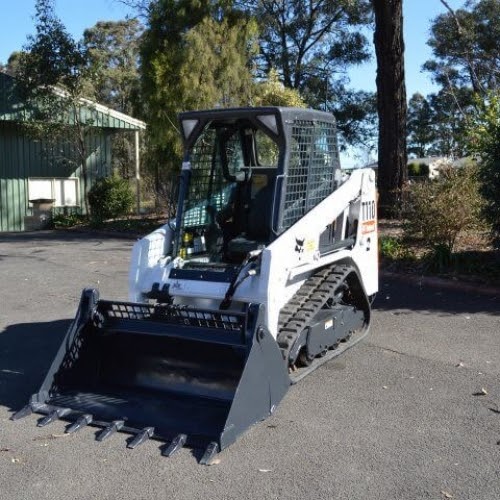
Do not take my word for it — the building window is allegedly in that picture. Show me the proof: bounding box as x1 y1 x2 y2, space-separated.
28 178 79 207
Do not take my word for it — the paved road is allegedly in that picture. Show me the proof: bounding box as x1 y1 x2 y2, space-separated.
0 232 499 500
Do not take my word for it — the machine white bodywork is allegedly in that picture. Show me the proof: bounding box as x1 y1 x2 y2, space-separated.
129 167 378 339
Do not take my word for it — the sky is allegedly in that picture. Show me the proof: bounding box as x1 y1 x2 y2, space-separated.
0 0 466 166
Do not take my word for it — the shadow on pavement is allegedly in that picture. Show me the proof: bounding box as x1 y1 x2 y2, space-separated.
0 320 70 412
374 275 500 316
0 230 136 244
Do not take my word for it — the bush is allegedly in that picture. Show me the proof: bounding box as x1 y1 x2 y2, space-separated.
466 93 500 248
403 165 484 253
52 212 86 228
419 162 430 177
88 175 134 225
379 236 410 260
408 162 430 177
408 162 420 176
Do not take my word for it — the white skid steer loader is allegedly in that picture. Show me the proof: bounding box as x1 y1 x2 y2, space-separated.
13 107 378 464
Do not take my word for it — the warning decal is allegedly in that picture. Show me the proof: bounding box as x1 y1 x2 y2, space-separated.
361 200 376 234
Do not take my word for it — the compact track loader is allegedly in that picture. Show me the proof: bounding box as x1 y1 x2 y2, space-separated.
13 107 378 464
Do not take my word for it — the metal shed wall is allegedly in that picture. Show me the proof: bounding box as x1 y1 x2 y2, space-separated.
0 122 113 231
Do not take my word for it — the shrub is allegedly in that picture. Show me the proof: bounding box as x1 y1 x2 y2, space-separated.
403 165 484 253
466 93 500 248
379 236 410 260
52 212 86 228
408 162 431 177
419 162 430 177
408 162 421 176
88 175 134 225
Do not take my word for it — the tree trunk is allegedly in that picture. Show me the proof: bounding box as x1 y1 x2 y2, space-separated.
372 0 408 217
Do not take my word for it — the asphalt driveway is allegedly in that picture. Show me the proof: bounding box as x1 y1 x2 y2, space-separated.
0 231 499 500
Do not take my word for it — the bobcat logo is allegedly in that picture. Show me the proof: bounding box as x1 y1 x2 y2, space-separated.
295 237 305 253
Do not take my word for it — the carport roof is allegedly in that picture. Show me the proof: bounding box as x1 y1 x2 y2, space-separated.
0 71 145 131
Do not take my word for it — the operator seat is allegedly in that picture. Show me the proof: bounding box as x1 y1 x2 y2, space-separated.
226 172 275 260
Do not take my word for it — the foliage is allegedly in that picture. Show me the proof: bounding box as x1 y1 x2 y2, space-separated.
403 165 484 253
240 0 375 149
408 162 429 177
88 175 135 224
466 92 500 247
422 245 500 277
1 51 24 77
253 69 305 107
138 0 377 163
418 0 500 160
17 0 89 98
406 89 473 159
244 0 371 94
83 19 143 179
379 236 410 260
15 0 95 213
425 0 500 94
140 0 258 178
422 243 455 273
332 88 378 151
91 216 168 235
83 19 142 116
52 212 87 228
407 93 434 158
427 89 472 157
179 15 258 108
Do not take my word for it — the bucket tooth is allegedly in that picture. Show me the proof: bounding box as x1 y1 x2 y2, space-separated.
11 402 46 421
11 404 34 421
96 420 125 442
66 414 93 434
127 427 154 449
38 408 70 427
161 434 187 457
199 441 219 466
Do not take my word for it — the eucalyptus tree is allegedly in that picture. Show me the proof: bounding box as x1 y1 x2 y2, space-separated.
372 0 407 215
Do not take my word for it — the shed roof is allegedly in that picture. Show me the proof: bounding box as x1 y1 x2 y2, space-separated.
0 72 145 131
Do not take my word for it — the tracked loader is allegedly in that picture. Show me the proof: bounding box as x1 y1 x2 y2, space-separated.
13 107 378 464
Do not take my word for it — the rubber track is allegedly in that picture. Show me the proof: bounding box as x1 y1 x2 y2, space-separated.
277 264 368 383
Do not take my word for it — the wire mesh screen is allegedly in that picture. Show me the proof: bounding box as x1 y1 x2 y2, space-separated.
281 120 339 231
183 128 242 228
99 301 246 333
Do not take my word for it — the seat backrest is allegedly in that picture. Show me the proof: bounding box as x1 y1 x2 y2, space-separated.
246 170 276 241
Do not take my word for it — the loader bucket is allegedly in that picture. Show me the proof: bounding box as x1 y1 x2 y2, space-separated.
15 289 290 461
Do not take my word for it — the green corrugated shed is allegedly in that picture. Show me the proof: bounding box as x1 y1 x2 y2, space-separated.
0 72 145 232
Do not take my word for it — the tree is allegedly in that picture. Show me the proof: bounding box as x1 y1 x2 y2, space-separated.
252 68 305 107
425 0 500 95
1 51 24 76
239 0 376 148
332 88 377 152
178 15 258 109
16 0 94 213
372 0 407 215
139 0 259 205
83 19 142 116
428 88 473 157
83 19 143 179
244 0 371 94
407 93 434 158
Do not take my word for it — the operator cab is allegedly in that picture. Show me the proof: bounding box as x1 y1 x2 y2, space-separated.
178 112 281 264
